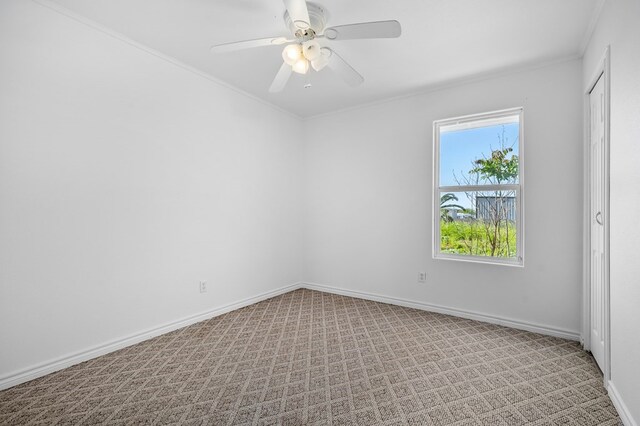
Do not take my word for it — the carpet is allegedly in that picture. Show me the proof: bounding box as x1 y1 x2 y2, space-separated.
0 289 621 425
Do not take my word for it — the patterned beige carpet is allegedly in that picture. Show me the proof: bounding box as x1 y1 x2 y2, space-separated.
0 289 621 425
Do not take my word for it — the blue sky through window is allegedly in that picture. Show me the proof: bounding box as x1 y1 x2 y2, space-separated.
439 122 519 209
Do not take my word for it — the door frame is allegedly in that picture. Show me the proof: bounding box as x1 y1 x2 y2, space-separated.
582 46 610 385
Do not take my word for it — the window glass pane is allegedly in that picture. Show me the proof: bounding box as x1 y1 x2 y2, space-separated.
439 120 519 187
439 190 517 259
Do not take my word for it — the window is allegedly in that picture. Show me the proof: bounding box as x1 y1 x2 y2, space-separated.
433 108 524 266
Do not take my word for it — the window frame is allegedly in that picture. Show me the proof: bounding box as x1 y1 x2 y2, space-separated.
432 107 525 267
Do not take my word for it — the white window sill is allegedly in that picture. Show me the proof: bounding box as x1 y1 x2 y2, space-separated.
434 253 524 268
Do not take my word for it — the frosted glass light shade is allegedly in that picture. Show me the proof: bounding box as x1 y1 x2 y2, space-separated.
282 44 302 65
302 40 321 61
311 48 331 71
292 57 309 74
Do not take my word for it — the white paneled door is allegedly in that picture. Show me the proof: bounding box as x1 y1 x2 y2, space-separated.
589 73 606 371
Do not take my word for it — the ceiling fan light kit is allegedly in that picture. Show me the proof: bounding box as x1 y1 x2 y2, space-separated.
281 40 320 75
210 0 402 92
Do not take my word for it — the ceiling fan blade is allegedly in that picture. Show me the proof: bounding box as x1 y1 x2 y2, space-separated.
211 36 291 54
283 0 311 29
269 62 293 93
322 20 401 41
325 48 364 87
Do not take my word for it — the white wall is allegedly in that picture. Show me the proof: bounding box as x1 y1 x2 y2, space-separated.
303 59 584 336
583 0 640 422
0 0 302 382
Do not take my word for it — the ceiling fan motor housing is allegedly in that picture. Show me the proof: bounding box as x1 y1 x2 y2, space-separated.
284 2 327 37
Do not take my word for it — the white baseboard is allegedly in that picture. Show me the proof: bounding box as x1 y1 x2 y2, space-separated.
0 282 301 391
608 381 637 426
301 282 581 341
0 280 584 391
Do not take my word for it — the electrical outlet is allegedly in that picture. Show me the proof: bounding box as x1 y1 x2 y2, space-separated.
199 281 207 293
418 272 427 283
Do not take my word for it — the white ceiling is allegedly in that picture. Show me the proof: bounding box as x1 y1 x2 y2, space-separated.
49 0 600 117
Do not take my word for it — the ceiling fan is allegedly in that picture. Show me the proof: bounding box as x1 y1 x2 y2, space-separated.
210 0 401 92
